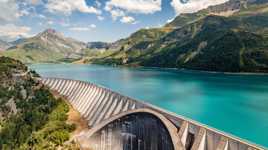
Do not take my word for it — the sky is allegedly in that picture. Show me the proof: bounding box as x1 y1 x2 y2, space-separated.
0 0 229 42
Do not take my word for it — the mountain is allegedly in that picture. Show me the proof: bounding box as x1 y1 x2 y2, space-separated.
87 42 110 50
0 39 11 51
3 29 86 63
0 57 77 149
9 38 27 46
87 0 268 73
166 0 268 28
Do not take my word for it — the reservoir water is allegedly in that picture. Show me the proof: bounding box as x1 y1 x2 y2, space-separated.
30 64 268 148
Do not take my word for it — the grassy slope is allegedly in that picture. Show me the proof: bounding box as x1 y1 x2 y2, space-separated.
89 4 268 72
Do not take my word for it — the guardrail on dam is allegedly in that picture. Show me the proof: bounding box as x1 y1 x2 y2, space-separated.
41 78 265 150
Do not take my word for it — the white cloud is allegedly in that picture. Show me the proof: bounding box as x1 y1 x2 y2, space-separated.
17 9 30 17
120 16 137 24
95 0 101 7
0 24 31 39
110 9 125 20
171 0 229 14
47 20 54 25
0 0 20 22
38 14 46 19
105 0 162 14
97 16 104 21
90 24 96 28
46 0 101 15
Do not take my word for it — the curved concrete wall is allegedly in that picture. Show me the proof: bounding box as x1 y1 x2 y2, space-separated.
81 110 180 150
41 78 265 150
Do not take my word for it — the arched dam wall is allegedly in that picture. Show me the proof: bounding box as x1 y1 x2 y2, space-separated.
41 78 264 150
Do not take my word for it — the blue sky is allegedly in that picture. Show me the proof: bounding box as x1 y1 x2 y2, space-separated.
0 0 229 42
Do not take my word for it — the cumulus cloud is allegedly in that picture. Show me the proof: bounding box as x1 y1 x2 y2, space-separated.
90 24 96 28
46 0 101 15
105 0 161 23
171 0 229 14
0 0 20 22
110 9 125 20
105 0 162 14
97 16 104 21
120 16 137 24
0 24 31 39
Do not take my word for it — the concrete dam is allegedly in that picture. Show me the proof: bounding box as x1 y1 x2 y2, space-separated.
41 78 264 150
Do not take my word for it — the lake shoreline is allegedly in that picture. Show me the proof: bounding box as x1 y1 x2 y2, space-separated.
28 62 268 76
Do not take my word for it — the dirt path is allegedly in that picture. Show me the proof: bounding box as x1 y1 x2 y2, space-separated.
67 104 89 136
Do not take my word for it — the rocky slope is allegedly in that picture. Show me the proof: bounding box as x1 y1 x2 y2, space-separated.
0 57 77 149
0 40 11 51
3 29 86 63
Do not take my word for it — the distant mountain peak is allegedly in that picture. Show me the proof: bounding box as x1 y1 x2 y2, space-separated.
37 28 64 38
45 28 57 34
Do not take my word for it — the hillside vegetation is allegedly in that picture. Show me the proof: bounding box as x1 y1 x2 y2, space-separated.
2 29 86 63
85 1 268 73
0 57 77 149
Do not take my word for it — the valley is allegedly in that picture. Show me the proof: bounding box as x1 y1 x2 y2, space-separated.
0 0 268 73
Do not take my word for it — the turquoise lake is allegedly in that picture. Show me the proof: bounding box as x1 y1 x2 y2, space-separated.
30 64 268 148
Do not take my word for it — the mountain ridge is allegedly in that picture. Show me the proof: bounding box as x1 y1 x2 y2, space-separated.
85 1 268 73
2 0 268 72
2 28 86 63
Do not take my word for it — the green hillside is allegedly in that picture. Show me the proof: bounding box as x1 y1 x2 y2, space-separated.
0 57 76 149
2 29 85 63
87 2 268 73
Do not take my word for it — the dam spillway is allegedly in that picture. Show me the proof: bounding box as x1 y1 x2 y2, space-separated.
41 78 265 150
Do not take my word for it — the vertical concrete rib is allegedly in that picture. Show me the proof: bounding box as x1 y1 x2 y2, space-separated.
103 93 119 120
89 91 112 126
76 84 94 112
83 91 101 119
72 82 87 107
53 79 61 90
109 95 122 116
50 79 59 90
86 89 107 121
80 86 98 115
87 89 106 119
94 92 115 125
54 79 62 91
216 137 228 150
62 80 74 96
58 79 67 94
111 97 124 116
178 121 189 148
75 84 91 109
82 87 101 118
65 81 78 98
191 128 207 150
46 78 54 87
59 80 68 95
78 86 97 115
69 82 84 103
121 97 129 112
70 82 84 103
71 82 86 104
43 78 50 85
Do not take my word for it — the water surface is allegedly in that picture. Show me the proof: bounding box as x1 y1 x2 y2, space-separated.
30 64 268 147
